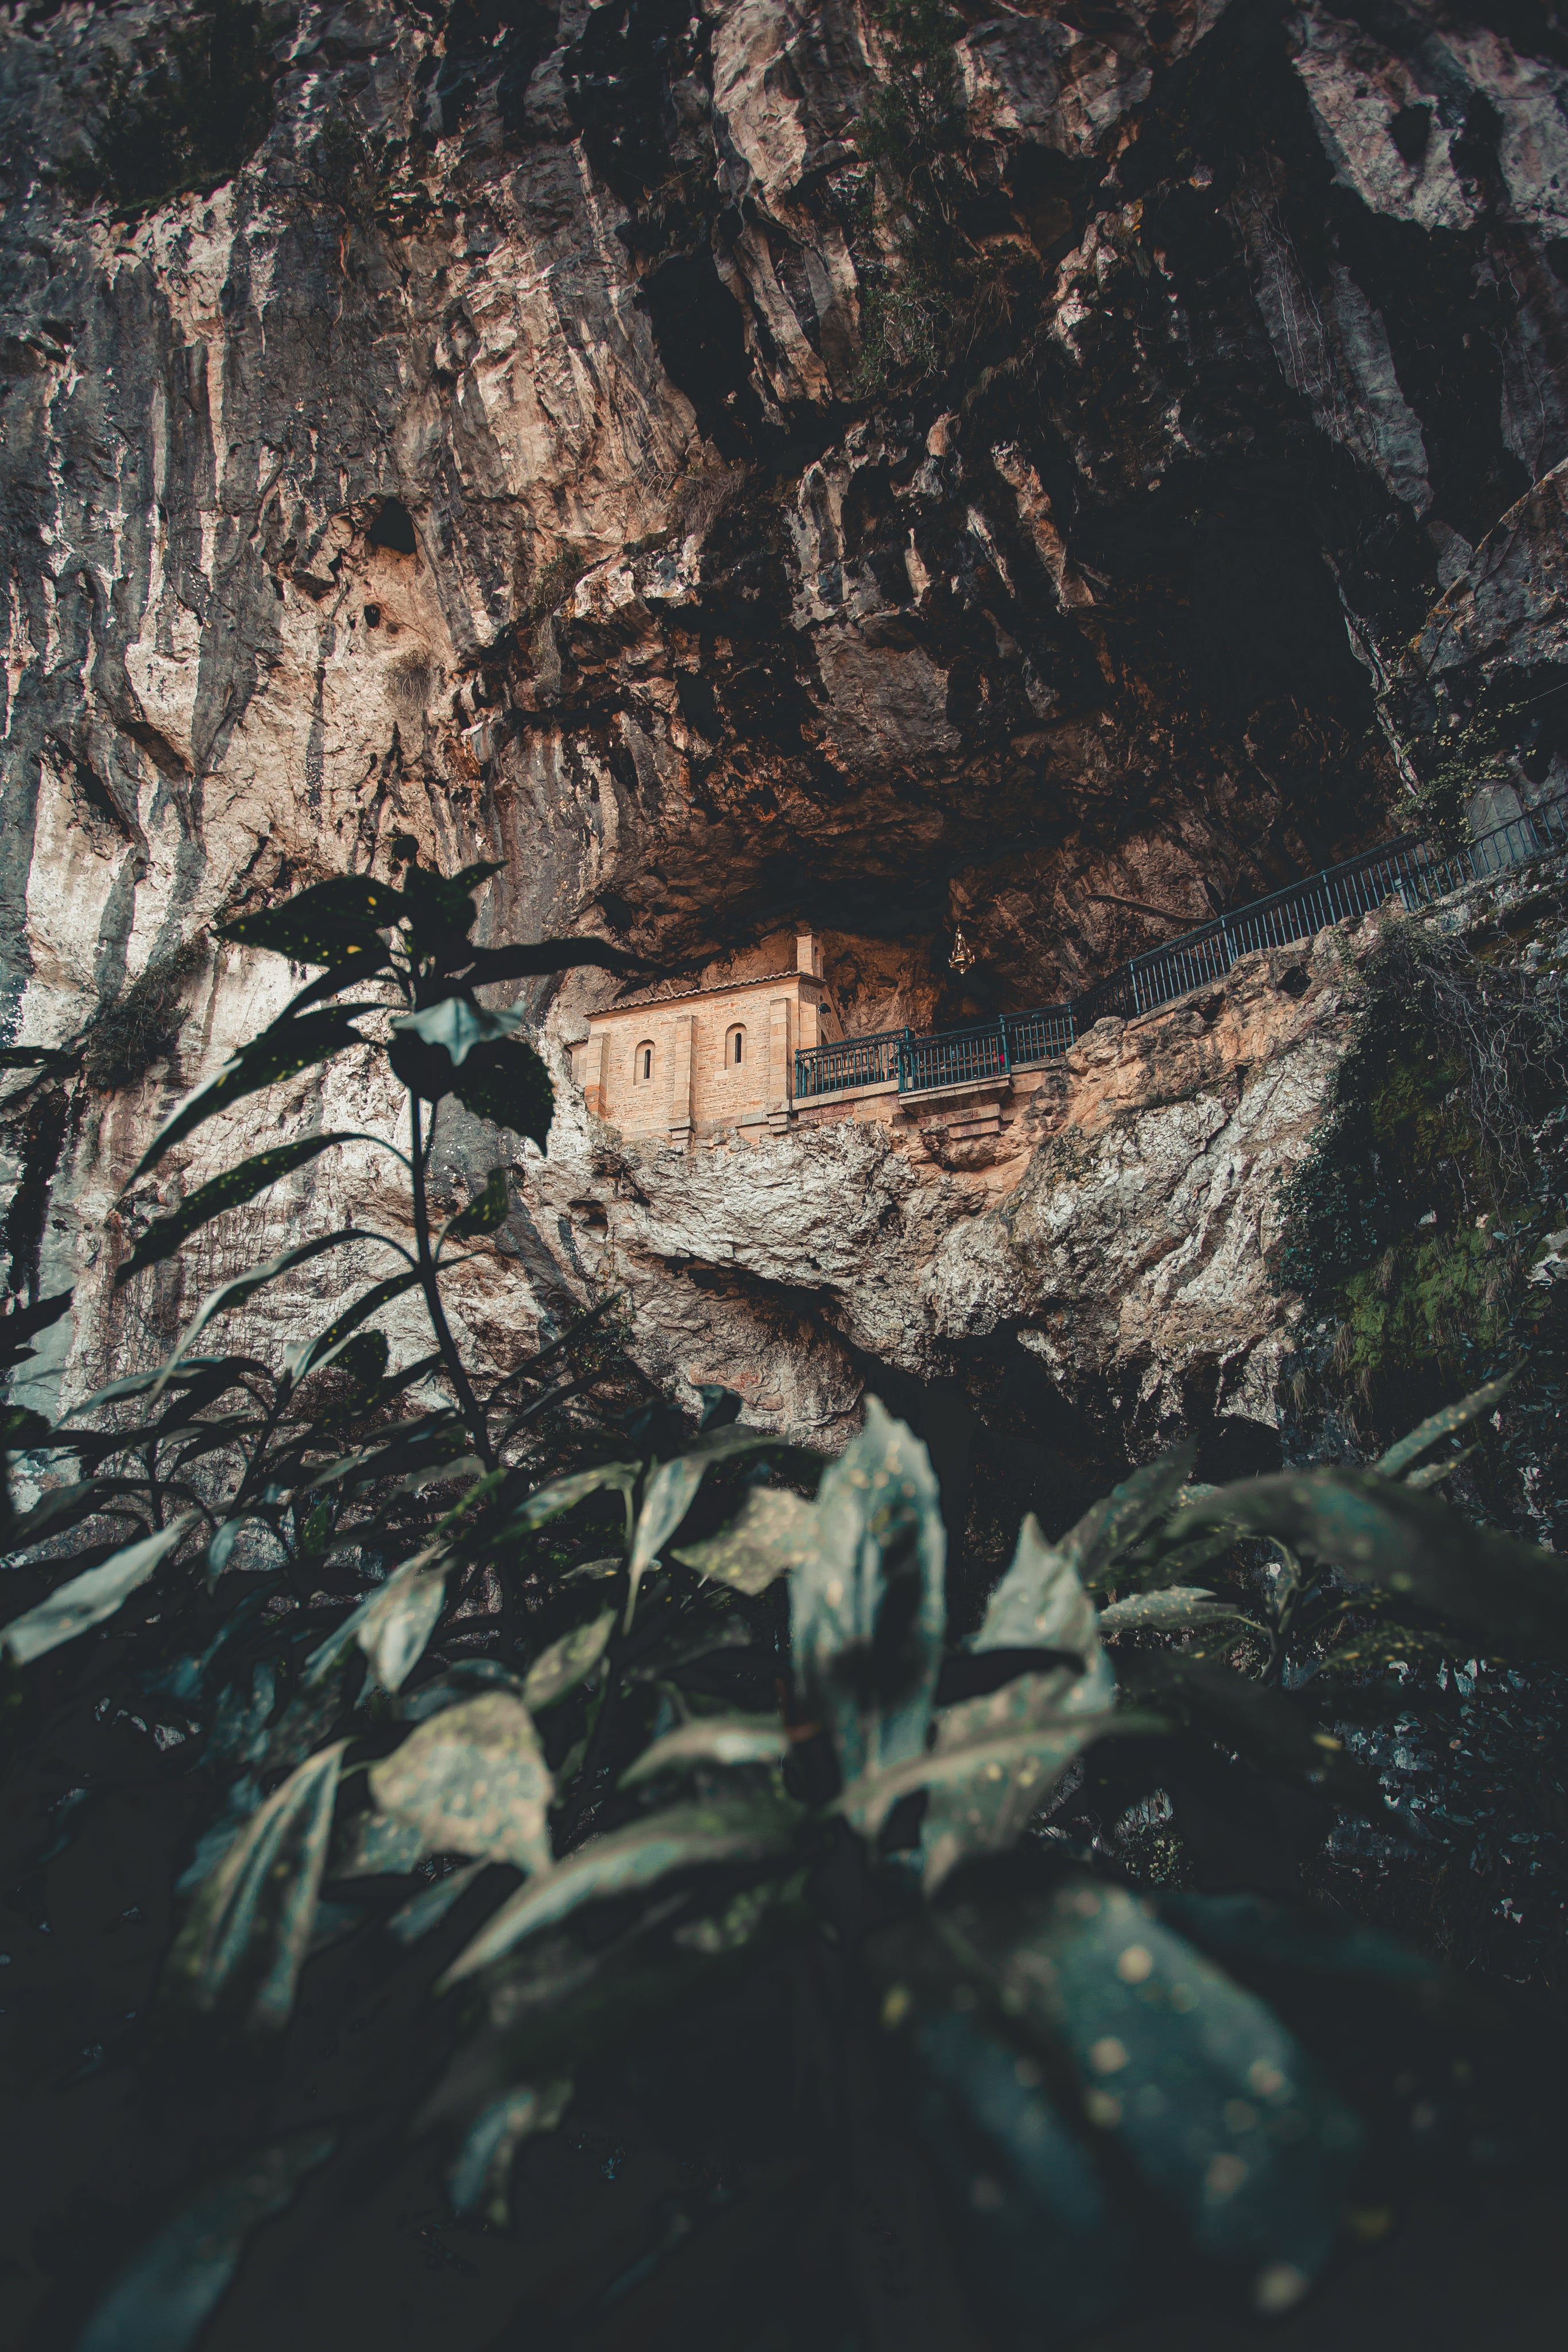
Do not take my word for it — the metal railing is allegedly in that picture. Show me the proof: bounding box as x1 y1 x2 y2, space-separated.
899 1020 1011 1094
1005 1004 1077 1066
791 1026 904 1101
793 795 1567 1104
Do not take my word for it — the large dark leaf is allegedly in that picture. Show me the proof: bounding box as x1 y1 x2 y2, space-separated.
1058 1443 1198 1593
621 1612 754 1686
671 1485 816 1595
843 1685 1132 1868
387 997 533 1104
972 1512 1104 1662
508 1460 640 1531
384 1030 448 1101
915 1516 1121 1885
392 996 524 1064
1120 1652 1385 1812
369 1693 553 1876
1155 1889 1455 1994
440 1790 803 1984
1170 1471 1568 1661
281 1268 421 1382
329 1807 428 1879
451 1036 555 1146
620 1714 789 1786
387 1859 489 1944
401 861 486 949
1 1476 144 1553
625 1425 780 1624
1 1514 196 1664
305 1556 449 1694
789 1398 946 1789
219 874 411 961
78 2133 336 2352
455 936 648 985
0 1044 80 1070
521 1610 615 1711
281 941 393 1016
1376 1372 1515 1479
129 1008 371 1183
944 1875 1364 2307
1098 1588 1257 1635
155 1230 404 1392
167 1741 348 2026
447 2082 574 2225
116 1135 379 1282
0 1287 73 1373
442 1166 510 1243
879 1979 1133 2342
2 1403 55 1452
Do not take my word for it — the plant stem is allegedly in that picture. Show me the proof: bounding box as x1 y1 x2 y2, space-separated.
408 1093 494 1470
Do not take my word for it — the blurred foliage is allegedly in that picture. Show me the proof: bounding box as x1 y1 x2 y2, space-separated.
3 846 1567 2346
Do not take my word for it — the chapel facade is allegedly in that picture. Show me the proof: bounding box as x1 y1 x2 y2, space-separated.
571 933 842 1145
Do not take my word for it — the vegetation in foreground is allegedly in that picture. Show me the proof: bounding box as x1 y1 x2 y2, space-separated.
1 857 1566 2349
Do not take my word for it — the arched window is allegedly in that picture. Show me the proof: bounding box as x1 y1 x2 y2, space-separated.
726 1025 746 1068
634 1041 654 1084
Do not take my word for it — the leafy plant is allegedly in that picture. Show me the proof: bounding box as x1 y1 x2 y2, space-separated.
1406 687 1534 851
3 854 1567 2342
1273 902 1568 1525
6 1351 1566 2328
520 543 594 625
1265 898 1568 1986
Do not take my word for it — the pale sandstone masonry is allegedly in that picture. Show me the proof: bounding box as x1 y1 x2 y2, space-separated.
573 931 842 1143
575 925 1067 1150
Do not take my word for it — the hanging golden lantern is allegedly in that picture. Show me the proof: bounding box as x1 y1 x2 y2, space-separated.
948 924 976 973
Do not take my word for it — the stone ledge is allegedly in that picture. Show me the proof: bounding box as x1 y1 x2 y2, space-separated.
794 1076 900 1116
897 1076 1012 1116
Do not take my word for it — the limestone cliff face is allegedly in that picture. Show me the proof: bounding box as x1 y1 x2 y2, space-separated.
532 926 1354 1469
5 1 1568 1491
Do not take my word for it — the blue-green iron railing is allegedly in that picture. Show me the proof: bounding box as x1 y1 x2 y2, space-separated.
792 1028 905 1100
793 794 1568 1104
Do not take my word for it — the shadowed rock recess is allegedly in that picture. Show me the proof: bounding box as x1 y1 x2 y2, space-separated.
6 0 1568 1548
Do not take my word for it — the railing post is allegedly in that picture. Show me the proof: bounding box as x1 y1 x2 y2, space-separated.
1000 1015 1011 1076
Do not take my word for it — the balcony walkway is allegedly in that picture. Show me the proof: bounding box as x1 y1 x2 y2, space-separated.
793 796 1568 1105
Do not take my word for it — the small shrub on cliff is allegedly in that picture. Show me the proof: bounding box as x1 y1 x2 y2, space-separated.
1408 689 1534 849
852 0 1017 388
1273 906 1568 1511
520 541 594 624
61 0 284 214
2 854 1566 2342
1271 901 1568 1986
669 454 747 542
82 937 208 1093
